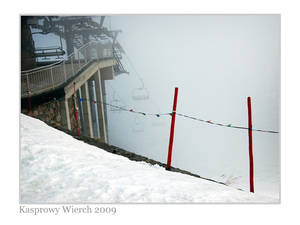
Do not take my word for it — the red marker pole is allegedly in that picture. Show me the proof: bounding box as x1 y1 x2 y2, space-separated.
247 97 254 193
74 83 80 139
166 87 179 170
25 79 33 117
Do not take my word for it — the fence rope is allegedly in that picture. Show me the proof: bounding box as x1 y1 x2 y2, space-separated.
31 94 279 134
176 113 279 134
73 97 279 134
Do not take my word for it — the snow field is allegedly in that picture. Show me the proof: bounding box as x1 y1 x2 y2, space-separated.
20 114 278 203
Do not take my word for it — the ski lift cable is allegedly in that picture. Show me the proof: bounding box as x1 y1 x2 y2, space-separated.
124 52 143 82
124 54 150 101
106 81 130 109
105 80 166 116
105 81 158 116
124 52 165 113
103 34 150 103
97 22 161 118
109 92 126 112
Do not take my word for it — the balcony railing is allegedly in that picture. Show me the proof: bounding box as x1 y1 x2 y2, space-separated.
21 42 113 97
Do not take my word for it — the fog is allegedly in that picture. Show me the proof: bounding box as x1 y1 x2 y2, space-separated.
31 15 280 196
104 15 280 195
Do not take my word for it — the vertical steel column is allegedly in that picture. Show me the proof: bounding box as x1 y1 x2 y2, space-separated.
93 69 107 143
77 88 86 135
74 83 80 139
81 82 94 138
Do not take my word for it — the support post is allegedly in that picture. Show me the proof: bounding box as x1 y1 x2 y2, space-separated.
81 82 94 138
247 96 254 193
74 83 80 139
94 69 107 143
166 87 179 170
64 98 71 130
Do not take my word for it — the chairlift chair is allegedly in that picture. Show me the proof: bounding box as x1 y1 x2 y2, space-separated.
132 79 149 100
33 30 66 59
110 92 125 112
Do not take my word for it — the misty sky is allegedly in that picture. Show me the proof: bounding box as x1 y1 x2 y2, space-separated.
104 15 280 195
31 15 280 195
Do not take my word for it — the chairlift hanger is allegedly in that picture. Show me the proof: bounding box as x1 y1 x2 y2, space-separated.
32 30 66 58
110 92 125 112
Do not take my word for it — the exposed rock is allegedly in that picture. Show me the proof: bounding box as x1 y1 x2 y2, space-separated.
21 108 28 114
56 115 61 123
33 110 39 117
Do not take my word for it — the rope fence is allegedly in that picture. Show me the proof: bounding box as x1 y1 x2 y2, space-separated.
24 86 279 193
47 96 279 134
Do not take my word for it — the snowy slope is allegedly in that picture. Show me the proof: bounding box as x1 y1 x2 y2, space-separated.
20 114 278 203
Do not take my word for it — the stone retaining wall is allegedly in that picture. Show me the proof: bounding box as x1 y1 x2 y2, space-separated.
21 97 82 135
21 100 61 126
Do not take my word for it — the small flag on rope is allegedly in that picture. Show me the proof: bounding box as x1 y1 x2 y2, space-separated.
206 120 211 123
80 98 83 102
227 124 232 127
156 114 160 117
130 109 133 112
93 100 97 104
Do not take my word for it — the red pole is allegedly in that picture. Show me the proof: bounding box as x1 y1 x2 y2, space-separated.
247 97 254 193
25 79 33 117
74 83 80 139
166 87 179 170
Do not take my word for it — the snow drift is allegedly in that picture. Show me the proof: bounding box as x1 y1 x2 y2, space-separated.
20 114 278 203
